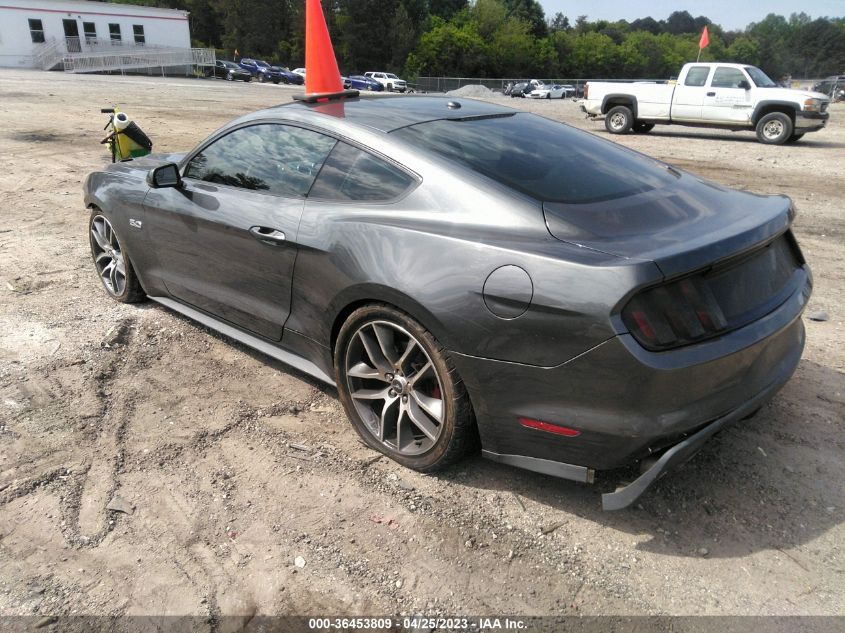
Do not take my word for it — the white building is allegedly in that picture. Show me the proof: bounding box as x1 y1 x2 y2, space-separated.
0 0 208 73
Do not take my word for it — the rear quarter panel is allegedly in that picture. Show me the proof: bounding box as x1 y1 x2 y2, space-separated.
288 146 661 370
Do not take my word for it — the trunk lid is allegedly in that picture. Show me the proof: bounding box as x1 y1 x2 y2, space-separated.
542 172 793 278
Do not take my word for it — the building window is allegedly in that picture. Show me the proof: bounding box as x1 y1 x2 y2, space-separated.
83 22 96 42
133 25 145 45
109 23 121 44
29 18 45 43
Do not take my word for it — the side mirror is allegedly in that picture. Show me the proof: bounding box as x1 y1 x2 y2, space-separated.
738 79 751 90
148 163 181 188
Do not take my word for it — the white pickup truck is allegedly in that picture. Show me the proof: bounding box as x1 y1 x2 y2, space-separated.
581 62 830 144
364 72 407 93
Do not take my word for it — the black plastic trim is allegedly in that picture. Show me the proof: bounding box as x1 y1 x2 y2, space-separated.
601 374 789 510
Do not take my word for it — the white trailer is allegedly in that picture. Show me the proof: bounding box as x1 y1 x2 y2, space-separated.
0 0 196 71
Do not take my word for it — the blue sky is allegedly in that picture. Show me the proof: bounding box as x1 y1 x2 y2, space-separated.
539 0 845 31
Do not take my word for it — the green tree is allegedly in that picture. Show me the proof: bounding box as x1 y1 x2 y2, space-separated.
548 12 569 32
726 36 761 66
409 17 486 76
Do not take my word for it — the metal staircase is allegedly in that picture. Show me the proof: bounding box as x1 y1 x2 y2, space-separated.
32 37 215 74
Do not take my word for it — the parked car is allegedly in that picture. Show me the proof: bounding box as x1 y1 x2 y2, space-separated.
83 95 811 510
509 81 534 97
510 79 546 97
528 84 574 99
582 62 830 144
291 68 306 78
211 60 252 82
812 75 845 102
238 58 271 77
344 74 384 91
256 66 285 84
364 72 407 92
272 66 304 85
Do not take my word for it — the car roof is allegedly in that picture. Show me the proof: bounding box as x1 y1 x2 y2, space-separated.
244 96 517 134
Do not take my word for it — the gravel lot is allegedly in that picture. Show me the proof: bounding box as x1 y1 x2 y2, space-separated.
0 70 843 623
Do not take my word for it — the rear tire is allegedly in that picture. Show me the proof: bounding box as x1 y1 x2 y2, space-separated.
335 304 476 472
755 112 793 145
605 105 634 134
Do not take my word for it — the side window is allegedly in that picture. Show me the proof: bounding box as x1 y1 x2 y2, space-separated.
684 66 710 87
83 21 96 42
184 124 336 198
711 67 746 89
29 19 45 44
309 142 415 202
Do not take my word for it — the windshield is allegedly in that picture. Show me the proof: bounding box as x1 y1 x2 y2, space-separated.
386 73 399 79
392 113 676 204
256 61 270 68
222 61 238 68
745 66 776 87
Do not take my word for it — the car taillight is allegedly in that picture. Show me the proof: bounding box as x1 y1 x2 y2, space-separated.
621 233 803 351
622 277 727 350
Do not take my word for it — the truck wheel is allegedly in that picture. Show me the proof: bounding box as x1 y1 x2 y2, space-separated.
633 122 654 133
387 83 393 92
605 106 633 134
756 112 793 145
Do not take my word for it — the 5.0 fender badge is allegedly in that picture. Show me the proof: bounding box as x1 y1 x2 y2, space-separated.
129 219 143 229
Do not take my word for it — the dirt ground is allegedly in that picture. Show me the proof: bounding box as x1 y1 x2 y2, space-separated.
0 70 843 624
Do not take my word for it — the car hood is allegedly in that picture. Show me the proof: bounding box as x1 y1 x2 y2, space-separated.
104 152 186 173
758 87 830 102
543 172 792 278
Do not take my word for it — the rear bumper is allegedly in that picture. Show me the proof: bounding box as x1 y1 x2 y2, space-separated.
452 265 810 502
600 353 795 510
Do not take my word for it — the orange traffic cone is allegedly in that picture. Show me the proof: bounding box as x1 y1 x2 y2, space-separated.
304 0 341 94
293 0 357 106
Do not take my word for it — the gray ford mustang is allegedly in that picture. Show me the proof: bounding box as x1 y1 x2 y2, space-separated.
83 96 812 509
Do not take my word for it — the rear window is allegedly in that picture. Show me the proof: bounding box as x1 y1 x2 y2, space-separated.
391 113 676 204
309 142 415 202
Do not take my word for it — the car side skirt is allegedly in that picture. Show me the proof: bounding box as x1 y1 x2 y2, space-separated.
482 450 595 484
149 295 336 386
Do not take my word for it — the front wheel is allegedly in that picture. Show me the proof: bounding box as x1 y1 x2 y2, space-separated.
386 83 393 92
89 211 145 303
335 305 476 472
756 112 793 145
605 105 633 134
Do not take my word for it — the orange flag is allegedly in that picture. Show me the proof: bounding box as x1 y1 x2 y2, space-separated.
699 26 710 50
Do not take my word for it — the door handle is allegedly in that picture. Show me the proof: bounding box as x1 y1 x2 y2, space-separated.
249 226 286 244
706 92 716 96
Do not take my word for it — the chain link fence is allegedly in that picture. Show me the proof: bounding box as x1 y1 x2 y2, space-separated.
414 77 671 94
